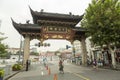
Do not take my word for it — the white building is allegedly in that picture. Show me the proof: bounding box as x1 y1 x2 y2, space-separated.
6 48 20 54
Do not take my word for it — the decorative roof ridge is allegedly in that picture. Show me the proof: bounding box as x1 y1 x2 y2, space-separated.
38 11 80 17
29 7 83 18
11 18 38 25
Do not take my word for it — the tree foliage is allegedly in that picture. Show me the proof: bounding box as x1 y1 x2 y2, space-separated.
81 0 120 46
0 34 8 58
0 43 7 58
30 52 39 56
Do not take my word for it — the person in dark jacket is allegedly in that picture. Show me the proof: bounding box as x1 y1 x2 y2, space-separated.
26 60 29 71
59 60 64 73
93 59 97 69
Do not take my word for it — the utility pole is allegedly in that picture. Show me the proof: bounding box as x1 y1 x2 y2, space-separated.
18 35 22 63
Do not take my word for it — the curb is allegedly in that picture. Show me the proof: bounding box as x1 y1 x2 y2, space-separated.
4 68 30 80
4 71 21 80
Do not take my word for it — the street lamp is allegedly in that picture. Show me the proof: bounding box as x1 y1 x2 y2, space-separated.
18 35 22 63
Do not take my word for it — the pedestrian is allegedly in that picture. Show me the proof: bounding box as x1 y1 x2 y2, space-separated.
59 59 64 73
98 58 102 67
26 59 29 71
93 59 97 69
43 57 47 67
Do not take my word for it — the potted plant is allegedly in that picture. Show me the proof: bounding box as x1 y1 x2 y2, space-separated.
0 69 4 80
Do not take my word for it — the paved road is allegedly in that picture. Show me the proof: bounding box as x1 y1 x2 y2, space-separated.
65 61 120 80
8 60 120 80
8 61 84 80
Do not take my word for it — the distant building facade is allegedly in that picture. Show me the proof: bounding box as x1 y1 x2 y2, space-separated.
6 48 20 54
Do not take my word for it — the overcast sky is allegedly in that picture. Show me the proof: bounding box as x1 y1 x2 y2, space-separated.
0 0 91 51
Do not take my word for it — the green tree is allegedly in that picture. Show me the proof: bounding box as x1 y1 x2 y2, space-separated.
0 43 7 58
30 52 39 56
81 0 120 68
0 20 8 58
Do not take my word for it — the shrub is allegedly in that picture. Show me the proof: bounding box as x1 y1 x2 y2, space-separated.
12 64 23 71
0 69 4 78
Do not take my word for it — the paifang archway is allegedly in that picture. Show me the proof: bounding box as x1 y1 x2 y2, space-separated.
12 7 87 66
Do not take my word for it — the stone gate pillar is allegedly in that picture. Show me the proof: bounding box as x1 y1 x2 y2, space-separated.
23 35 30 66
81 35 87 66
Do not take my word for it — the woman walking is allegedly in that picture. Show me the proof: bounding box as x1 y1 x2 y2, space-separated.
59 60 64 73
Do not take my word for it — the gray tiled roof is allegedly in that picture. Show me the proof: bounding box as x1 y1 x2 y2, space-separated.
30 8 82 19
29 7 83 24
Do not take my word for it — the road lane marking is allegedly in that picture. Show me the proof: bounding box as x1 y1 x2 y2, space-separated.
73 73 90 80
41 71 44 75
66 70 90 80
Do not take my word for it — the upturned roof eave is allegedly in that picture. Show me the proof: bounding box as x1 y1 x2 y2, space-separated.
12 22 41 30
29 7 83 24
11 18 23 35
11 18 41 34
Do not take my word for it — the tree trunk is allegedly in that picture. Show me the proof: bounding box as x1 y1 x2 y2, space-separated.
108 44 116 69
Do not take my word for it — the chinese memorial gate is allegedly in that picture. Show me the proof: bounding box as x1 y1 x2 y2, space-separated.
12 7 87 66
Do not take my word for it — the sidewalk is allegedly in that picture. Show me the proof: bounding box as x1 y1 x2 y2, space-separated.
71 62 120 71
101 64 120 71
